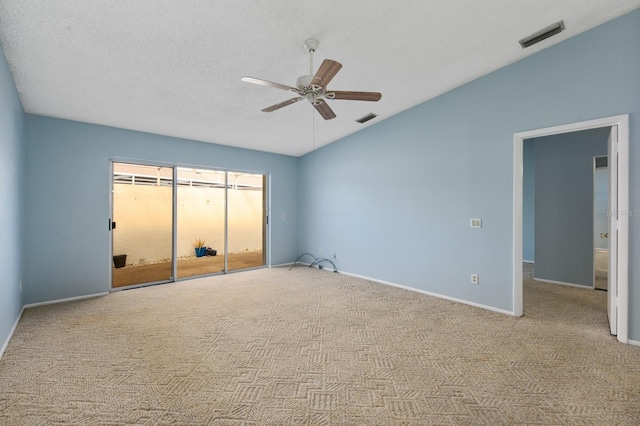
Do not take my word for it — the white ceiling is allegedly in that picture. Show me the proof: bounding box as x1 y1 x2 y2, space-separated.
1 1 639 157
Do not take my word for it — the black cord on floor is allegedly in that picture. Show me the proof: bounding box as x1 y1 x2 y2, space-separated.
289 253 338 272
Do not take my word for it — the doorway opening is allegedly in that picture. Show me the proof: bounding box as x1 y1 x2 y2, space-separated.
513 115 629 344
111 162 267 288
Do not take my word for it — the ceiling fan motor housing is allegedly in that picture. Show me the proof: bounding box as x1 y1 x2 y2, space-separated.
296 75 328 104
296 75 313 89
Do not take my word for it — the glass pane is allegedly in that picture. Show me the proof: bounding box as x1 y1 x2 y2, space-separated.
112 163 173 287
176 167 226 278
227 172 265 271
594 165 608 290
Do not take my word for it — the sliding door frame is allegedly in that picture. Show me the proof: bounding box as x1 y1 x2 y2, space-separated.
109 159 177 290
172 166 179 281
224 170 269 273
109 158 270 290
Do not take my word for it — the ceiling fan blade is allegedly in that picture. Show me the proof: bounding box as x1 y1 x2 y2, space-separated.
313 99 337 120
261 97 302 112
241 76 298 92
328 91 382 102
311 59 342 88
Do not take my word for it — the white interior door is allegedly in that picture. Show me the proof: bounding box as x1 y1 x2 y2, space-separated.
607 126 618 335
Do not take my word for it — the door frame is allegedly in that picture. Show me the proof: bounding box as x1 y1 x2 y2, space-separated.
109 160 177 290
512 114 629 344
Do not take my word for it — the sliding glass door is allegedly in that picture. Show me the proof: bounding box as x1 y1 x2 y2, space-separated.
112 163 174 288
111 162 267 288
176 167 226 279
227 173 266 272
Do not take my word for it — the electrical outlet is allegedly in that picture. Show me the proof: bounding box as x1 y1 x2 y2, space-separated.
332 253 336 259
470 218 482 228
471 274 479 284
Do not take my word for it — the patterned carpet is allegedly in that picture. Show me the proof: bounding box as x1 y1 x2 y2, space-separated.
1 265 639 425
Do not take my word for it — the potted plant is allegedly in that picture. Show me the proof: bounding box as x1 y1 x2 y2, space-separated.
194 238 206 257
113 254 127 268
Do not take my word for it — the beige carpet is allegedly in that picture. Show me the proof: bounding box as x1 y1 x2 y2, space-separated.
1 265 639 424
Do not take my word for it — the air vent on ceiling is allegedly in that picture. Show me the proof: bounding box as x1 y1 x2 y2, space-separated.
519 20 565 49
356 113 378 124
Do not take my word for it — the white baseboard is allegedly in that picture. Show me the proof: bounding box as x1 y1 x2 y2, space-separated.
523 259 535 264
308 261 338 273
288 261 338 272
533 277 592 289
339 270 514 316
0 306 25 360
24 292 109 309
270 262 295 268
628 339 640 347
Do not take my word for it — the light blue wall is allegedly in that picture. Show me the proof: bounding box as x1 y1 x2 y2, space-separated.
298 8 640 337
24 115 298 304
522 140 535 262
534 128 609 287
0 45 25 351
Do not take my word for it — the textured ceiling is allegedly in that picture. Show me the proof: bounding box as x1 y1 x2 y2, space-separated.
1 1 639 157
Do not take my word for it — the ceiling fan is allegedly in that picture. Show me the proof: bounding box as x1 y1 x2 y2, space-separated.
241 39 381 120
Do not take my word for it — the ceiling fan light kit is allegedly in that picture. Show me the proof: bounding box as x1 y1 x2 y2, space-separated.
241 39 381 120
